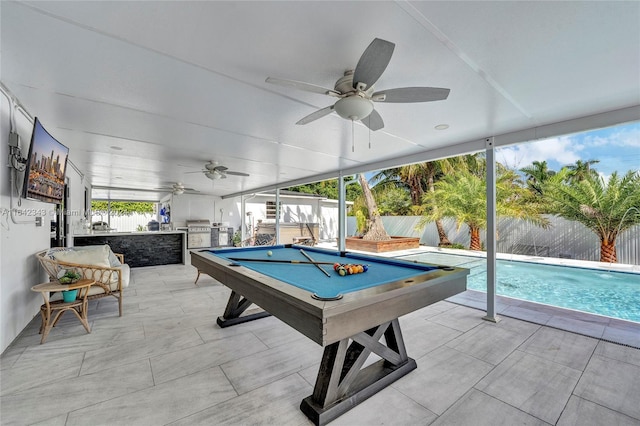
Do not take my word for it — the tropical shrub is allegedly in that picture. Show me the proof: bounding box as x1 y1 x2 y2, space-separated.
543 169 640 263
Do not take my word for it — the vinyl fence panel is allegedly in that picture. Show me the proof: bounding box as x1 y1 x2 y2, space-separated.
347 215 639 265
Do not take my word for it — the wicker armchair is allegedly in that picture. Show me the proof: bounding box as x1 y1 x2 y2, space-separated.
36 246 130 316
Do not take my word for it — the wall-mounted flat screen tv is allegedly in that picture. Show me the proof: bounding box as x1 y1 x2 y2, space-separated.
22 117 69 204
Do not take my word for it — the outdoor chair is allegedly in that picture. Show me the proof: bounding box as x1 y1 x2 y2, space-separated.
36 245 130 316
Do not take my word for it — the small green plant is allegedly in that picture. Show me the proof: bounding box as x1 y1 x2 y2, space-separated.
57 269 81 284
136 224 145 231
232 230 242 246
355 210 367 235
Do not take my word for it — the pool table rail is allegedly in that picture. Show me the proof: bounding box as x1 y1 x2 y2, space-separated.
321 269 467 345
191 251 327 341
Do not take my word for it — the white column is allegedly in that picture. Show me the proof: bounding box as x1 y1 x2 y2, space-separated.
484 137 499 322
275 189 281 245
338 173 346 252
240 195 246 242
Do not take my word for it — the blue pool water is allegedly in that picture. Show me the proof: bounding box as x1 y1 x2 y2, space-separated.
401 252 640 323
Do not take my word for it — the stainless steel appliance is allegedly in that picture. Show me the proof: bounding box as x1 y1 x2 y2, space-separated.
212 226 234 247
186 219 212 249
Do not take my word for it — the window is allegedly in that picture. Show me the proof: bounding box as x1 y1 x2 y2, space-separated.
266 201 281 219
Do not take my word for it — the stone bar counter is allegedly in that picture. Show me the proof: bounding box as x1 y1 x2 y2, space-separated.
69 231 186 267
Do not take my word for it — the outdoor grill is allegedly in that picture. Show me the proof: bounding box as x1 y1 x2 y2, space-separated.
186 219 212 249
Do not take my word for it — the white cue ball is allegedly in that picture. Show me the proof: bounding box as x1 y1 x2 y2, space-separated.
266 251 273 256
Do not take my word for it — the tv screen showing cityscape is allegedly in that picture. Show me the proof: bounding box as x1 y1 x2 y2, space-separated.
22 118 69 204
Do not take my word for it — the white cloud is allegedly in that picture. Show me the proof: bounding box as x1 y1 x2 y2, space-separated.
496 136 583 169
583 126 640 148
597 171 611 184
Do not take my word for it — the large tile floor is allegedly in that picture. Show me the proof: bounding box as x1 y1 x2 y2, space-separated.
2 263 639 425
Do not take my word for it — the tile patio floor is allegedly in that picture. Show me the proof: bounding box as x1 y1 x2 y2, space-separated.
2 263 639 425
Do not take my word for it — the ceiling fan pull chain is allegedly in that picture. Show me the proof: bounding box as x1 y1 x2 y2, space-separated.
368 117 372 149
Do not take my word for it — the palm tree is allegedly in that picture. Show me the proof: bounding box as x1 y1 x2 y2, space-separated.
357 173 390 241
419 168 549 250
372 159 462 246
370 164 424 206
520 160 556 196
543 169 640 263
419 154 486 246
566 159 600 181
421 160 455 246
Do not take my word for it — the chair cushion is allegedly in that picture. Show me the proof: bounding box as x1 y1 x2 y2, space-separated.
52 264 130 300
49 245 128 287
108 250 122 267
116 264 130 290
88 264 130 295
51 245 111 268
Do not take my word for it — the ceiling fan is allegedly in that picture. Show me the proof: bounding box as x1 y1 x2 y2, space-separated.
187 161 250 180
266 38 450 131
154 182 199 195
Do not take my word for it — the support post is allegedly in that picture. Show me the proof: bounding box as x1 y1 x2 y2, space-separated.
240 195 246 243
484 137 499 323
275 188 281 245
338 172 346 252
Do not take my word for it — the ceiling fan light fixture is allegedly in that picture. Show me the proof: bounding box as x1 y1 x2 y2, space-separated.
205 171 221 180
173 188 185 195
334 96 374 120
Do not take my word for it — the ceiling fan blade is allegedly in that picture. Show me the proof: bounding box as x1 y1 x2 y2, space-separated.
184 170 205 174
213 165 228 172
372 87 450 103
361 109 384 131
296 105 335 125
265 77 340 97
225 171 250 177
352 38 395 91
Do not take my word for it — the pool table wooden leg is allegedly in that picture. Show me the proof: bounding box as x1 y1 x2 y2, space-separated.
216 290 271 328
300 318 416 426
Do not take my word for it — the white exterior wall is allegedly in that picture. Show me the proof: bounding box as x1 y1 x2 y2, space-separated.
244 195 344 242
169 193 217 227
0 91 88 353
166 193 240 229
320 201 341 240
281 202 316 223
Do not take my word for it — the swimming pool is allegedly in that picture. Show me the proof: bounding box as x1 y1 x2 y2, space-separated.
400 252 640 323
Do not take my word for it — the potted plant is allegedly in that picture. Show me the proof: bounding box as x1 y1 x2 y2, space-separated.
56 269 82 302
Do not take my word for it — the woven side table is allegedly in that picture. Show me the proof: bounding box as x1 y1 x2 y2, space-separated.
30 278 95 344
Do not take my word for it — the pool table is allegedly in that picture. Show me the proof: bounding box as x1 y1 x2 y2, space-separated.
190 245 468 425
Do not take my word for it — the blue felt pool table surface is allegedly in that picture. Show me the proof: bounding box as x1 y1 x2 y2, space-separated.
207 245 442 299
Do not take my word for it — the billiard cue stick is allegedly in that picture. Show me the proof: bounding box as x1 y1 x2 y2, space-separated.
299 249 332 278
227 257 335 265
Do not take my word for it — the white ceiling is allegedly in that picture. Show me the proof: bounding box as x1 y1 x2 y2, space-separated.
2 1 639 201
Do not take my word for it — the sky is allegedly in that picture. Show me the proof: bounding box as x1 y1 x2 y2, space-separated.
496 121 640 180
